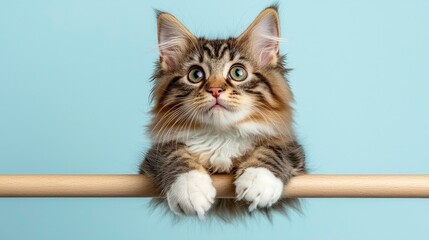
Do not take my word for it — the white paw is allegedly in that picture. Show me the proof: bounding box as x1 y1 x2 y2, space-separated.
166 170 216 220
235 167 284 212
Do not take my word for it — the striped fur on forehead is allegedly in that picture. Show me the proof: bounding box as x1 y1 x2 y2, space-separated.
199 39 237 60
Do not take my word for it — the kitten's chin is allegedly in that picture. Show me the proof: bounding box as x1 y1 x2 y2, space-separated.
203 106 250 127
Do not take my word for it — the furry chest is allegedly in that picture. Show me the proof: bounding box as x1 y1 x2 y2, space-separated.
185 133 253 173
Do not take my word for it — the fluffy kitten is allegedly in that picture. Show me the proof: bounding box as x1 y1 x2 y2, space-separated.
140 6 306 220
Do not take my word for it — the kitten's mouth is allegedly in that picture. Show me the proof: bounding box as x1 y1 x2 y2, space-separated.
209 102 226 110
208 100 228 111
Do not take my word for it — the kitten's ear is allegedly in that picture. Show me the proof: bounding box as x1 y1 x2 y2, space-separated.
157 12 197 71
237 7 280 68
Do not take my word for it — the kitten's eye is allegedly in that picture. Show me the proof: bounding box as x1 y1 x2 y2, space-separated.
188 67 205 83
229 65 248 81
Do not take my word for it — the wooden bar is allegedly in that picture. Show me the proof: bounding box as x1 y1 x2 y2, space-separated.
0 174 429 198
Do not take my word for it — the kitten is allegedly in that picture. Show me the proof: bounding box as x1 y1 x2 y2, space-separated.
140 6 306 220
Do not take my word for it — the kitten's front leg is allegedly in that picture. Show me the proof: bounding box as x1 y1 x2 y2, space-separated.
140 142 216 219
234 141 305 211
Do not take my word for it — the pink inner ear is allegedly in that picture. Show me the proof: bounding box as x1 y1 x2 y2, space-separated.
256 39 279 67
260 51 274 67
163 55 177 71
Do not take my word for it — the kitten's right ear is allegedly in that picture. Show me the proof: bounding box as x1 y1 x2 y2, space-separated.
157 11 197 71
237 7 281 68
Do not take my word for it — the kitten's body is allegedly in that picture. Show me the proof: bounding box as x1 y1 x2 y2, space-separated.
140 6 306 220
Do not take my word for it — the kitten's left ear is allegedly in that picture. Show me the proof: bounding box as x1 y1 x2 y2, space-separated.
157 11 197 71
237 7 280 68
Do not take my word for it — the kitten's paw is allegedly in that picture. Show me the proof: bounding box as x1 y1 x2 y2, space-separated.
166 170 216 220
235 167 284 212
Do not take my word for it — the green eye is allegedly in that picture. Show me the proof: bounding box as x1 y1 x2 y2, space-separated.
188 67 205 83
229 65 248 81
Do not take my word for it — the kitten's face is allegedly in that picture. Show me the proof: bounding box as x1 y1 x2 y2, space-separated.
150 8 293 138
161 40 267 126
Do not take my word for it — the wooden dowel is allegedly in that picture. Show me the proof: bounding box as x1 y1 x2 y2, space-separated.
1 174 429 198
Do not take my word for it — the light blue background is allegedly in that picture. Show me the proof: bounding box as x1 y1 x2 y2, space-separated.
1 0 429 239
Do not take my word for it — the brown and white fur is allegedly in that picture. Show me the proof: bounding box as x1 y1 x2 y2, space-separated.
140 6 306 221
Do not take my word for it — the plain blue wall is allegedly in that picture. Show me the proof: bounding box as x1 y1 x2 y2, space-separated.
1 0 429 239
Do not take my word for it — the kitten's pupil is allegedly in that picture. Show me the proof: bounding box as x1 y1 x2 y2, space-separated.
193 70 203 79
234 68 243 77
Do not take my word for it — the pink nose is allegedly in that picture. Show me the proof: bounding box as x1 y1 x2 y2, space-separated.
207 87 224 98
